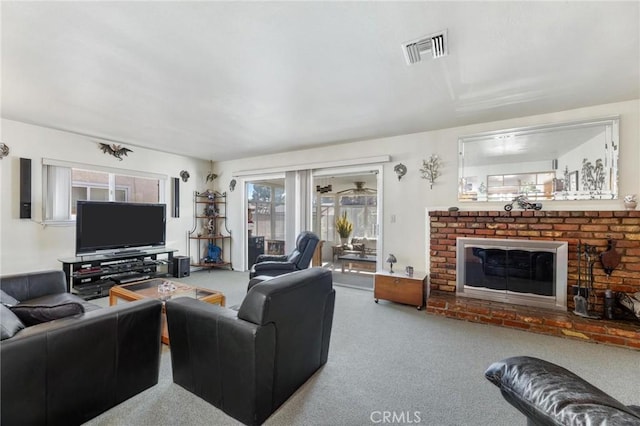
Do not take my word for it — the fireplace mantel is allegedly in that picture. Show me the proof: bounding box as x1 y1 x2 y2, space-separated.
428 210 640 313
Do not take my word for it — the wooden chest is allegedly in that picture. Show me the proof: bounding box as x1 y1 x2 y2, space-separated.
374 270 427 310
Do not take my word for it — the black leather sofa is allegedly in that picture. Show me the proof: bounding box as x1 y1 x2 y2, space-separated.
249 231 319 278
485 356 640 425
166 267 335 425
1 270 163 425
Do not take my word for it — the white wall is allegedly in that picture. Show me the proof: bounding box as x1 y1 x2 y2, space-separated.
0 119 208 275
212 100 640 274
1 100 638 276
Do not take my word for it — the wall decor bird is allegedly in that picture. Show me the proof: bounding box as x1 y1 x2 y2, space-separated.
98 143 132 161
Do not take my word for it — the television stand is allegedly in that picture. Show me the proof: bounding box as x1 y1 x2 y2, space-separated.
112 249 144 256
59 248 178 299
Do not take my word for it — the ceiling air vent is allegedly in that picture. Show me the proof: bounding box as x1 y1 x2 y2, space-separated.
402 30 448 65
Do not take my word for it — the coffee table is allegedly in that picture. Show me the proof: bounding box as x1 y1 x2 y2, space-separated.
338 254 376 273
109 278 225 345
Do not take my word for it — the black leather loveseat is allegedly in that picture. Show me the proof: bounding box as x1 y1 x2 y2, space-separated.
485 356 640 425
1 270 163 425
166 267 335 425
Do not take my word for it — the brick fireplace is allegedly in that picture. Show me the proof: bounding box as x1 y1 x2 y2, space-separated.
427 210 640 350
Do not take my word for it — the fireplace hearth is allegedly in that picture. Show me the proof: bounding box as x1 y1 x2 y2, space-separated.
456 237 568 310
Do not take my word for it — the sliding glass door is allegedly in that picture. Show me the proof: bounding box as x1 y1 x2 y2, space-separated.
312 170 381 268
246 179 286 268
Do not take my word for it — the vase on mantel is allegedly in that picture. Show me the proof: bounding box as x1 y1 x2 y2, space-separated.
624 194 637 210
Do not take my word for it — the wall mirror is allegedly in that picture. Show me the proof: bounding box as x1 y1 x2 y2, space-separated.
458 116 619 202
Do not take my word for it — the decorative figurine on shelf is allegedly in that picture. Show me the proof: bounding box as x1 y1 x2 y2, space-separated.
199 189 223 200
205 218 216 235
624 194 637 210
504 195 542 211
386 254 397 273
203 204 218 217
202 243 222 263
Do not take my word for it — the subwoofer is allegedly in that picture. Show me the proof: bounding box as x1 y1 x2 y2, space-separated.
20 158 31 219
172 256 190 278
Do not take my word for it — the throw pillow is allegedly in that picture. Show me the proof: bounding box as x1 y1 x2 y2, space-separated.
0 289 19 307
1 304 25 340
10 293 85 326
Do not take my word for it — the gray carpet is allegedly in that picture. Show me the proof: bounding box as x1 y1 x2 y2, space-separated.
331 269 373 291
86 269 640 425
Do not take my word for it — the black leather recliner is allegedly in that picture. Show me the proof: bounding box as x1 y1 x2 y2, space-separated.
249 231 319 278
166 268 335 426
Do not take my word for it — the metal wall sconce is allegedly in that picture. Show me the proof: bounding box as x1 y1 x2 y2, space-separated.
229 179 237 192
420 154 441 189
394 163 407 181
0 143 9 159
180 170 190 182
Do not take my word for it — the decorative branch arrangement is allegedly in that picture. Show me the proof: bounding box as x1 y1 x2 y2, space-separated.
420 155 441 189
581 158 605 192
98 143 132 161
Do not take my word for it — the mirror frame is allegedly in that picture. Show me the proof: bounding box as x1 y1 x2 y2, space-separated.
458 116 619 202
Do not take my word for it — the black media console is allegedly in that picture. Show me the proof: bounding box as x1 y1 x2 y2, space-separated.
59 248 177 300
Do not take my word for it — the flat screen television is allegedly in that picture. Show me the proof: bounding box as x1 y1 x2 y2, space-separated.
75 201 166 255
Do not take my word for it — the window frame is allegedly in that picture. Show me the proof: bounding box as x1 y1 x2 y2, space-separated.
42 158 167 224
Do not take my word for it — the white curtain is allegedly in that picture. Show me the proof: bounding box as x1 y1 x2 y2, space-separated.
284 170 313 250
45 165 71 221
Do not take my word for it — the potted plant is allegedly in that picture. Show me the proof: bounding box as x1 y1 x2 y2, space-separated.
335 212 353 245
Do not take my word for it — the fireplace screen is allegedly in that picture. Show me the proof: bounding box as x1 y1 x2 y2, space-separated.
456 237 568 310
464 247 555 296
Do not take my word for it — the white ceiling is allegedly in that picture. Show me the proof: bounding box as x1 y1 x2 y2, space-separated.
2 1 639 161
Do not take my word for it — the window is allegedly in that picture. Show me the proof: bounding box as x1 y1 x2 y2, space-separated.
338 194 377 238
317 196 335 242
247 181 285 253
315 193 377 243
43 159 166 222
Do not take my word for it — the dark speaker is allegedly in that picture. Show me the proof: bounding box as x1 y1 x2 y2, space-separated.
248 236 265 268
20 158 31 219
172 256 190 278
172 177 180 218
